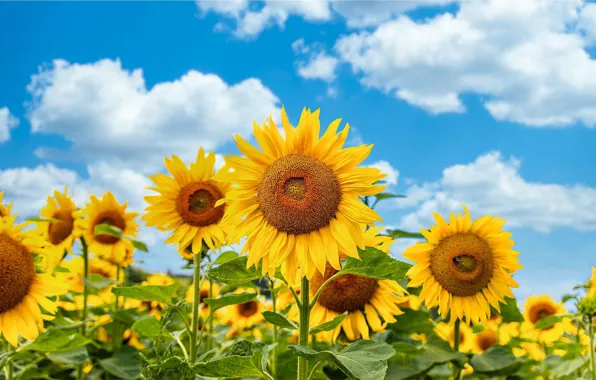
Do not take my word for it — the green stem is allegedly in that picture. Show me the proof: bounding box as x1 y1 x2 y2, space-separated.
453 319 462 379
207 279 214 351
4 345 13 380
271 279 278 379
190 253 202 362
76 238 89 380
112 264 122 352
589 318 596 380
297 277 310 380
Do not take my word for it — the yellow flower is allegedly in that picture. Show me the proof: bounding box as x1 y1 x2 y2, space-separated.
36 187 83 256
521 295 572 344
219 289 267 332
215 107 385 280
81 192 139 262
397 294 421 311
0 218 67 346
59 255 118 293
471 325 500 353
0 191 14 220
588 267 596 297
185 280 221 318
404 205 522 324
143 149 231 255
289 227 407 343
435 321 474 353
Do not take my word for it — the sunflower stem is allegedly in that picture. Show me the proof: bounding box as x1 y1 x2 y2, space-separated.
270 279 278 379
4 345 13 380
190 252 202 362
297 276 310 380
112 263 122 353
76 237 89 380
207 278 214 351
589 318 596 380
453 319 462 379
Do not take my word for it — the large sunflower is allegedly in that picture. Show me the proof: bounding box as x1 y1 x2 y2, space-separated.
82 192 139 262
37 187 83 256
143 149 231 255
0 218 67 346
289 226 407 342
404 205 522 324
520 295 572 343
0 191 13 220
215 107 385 280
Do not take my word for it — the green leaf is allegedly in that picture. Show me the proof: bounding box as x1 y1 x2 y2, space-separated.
470 346 522 375
94 223 123 238
309 312 347 335
375 193 405 201
112 309 137 325
132 317 161 338
213 251 239 265
386 229 425 239
472 324 486 333
388 310 435 336
26 217 61 223
498 297 524 323
340 247 411 282
99 348 142 379
47 347 89 365
111 284 177 304
550 355 588 377
206 256 262 284
204 292 257 313
195 340 273 380
84 273 115 292
534 314 562 330
288 340 395 380
262 311 298 330
422 341 467 365
131 239 148 252
21 328 92 352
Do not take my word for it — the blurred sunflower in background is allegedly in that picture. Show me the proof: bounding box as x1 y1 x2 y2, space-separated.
185 280 221 318
289 227 407 342
59 255 118 293
404 204 522 324
520 295 573 343
435 321 474 352
82 192 138 262
0 218 67 346
0 191 13 220
215 106 385 280
125 273 174 319
220 289 267 338
588 267 596 297
143 148 231 255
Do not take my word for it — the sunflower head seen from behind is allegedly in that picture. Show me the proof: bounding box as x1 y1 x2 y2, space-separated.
143 149 231 256
216 106 385 280
404 204 522 324
82 191 139 263
0 217 67 346
37 187 83 255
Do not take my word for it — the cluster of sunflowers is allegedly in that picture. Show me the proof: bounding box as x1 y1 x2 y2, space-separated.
0 107 595 379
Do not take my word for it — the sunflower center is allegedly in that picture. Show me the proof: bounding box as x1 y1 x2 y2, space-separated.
90 266 112 279
175 182 225 227
311 265 378 313
199 289 209 305
477 330 498 351
529 303 558 327
48 209 74 245
237 301 259 317
258 154 341 235
94 211 126 245
0 235 36 313
429 232 493 297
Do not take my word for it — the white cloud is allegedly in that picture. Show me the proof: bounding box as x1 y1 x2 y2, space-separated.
297 51 339 82
0 107 19 144
369 160 399 186
578 3 596 44
399 151 596 233
26 59 280 173
333 0 596 126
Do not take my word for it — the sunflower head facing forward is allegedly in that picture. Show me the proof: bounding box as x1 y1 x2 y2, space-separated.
220 289 266 332
0 218 67 346
82 192 139 262
404 205 522 324
37 187 83 255
215 107 385 280
521 295 571 343
143 149 231 256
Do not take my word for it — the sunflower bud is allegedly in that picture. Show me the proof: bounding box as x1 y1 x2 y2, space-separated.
578 296 596 317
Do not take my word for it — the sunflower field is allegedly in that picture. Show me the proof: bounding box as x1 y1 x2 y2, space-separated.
1 107 595 380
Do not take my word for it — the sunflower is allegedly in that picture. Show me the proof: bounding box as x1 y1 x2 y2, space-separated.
36 187 83 256
124 273 174 319
398 294 421 311
404 204 522 324
435 321 474 352
0 191 13 220
143 149 231 256
219 289 267 332
289 227 407 342
588 267 596 297
0 218 67 346
471 325 500 353
521 295 573 344
185 280 221 318
59 255 118 293
215 107 385 280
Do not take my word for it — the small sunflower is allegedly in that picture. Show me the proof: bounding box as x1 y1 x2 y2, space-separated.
219 289 267 332
143 149 231 255
0 191 13 220
215 107 385 280
0 218 67 346
185 281 221 318
404 204 522 324
36 187 83 256
81 192 139 262
521 295 572 343
290 227 407 342
435 321 474 352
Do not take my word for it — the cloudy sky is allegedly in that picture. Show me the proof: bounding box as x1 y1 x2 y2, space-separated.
1 0 595 302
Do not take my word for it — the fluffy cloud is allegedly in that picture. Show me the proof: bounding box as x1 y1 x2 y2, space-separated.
26 59 280 173
296 51 339 83
0 107 19 144
332 0 596 126
398 151 596 233
369 160 399 186
578 3 596 43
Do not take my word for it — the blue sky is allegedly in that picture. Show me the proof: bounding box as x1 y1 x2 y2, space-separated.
1 0 595 303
